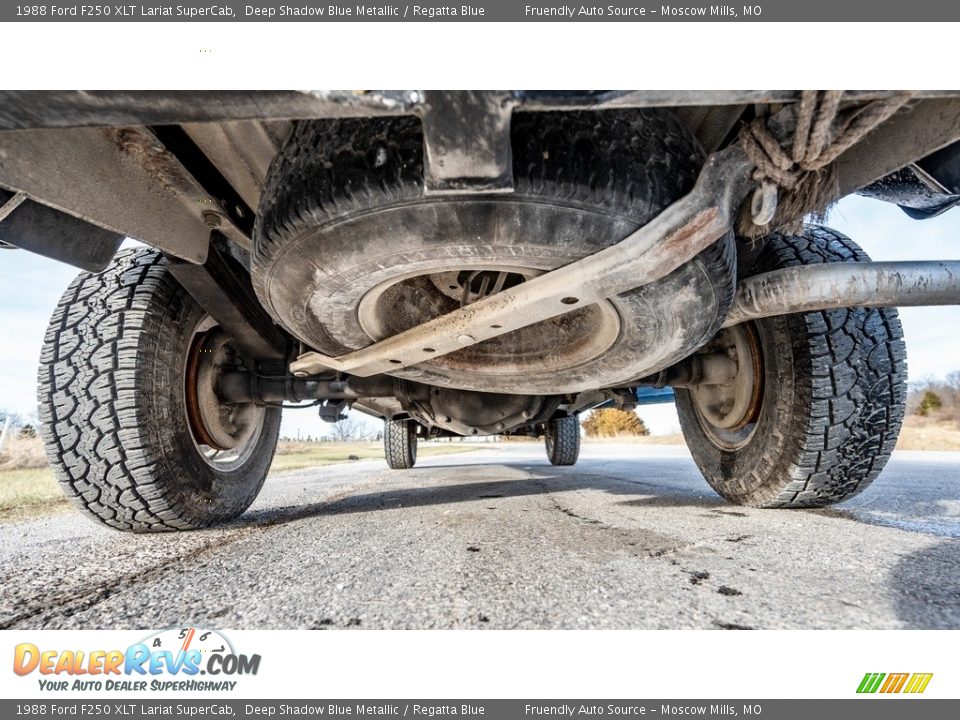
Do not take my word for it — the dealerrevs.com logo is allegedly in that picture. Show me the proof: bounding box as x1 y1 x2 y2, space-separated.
13 627 260 692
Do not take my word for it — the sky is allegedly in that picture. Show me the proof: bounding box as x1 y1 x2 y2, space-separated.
2 195 958 439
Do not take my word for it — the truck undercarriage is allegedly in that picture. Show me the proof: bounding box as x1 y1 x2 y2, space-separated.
2 90 959 531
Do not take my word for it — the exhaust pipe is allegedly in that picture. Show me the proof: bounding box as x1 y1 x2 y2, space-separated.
723 260 960 327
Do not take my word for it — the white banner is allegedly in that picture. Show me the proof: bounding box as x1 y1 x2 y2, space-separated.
1 629 953 699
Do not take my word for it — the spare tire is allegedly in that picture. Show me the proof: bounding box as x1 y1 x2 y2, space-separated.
253 109 735 395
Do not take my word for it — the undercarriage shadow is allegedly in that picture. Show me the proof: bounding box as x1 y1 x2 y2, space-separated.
234 458 720 529
235 454 955 538
889 540 960 628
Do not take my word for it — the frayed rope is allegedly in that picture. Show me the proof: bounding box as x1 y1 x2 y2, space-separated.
737 91 915 238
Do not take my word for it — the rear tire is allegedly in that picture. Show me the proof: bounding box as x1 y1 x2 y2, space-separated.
545 416 581 466
384 419 418 469
37 248 281 532
676 226 907 508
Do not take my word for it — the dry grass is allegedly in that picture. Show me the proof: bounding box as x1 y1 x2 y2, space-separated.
631 433 686 445
0 438 482 519
0 467 65 518
896 416 960 452
270 439 478 472
0 435 48 470
584 433 686 445
506 433 686 445
0 437 65 519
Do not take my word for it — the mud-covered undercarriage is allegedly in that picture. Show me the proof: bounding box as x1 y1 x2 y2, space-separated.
3 90 959 530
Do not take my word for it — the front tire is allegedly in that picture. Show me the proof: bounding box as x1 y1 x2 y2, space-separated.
37 248 281 532
676 226 907 508
545 416 581 466
384 419 418 469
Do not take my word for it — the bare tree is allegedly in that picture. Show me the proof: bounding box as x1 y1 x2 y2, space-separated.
0 409 23 428
907 371 960 422
328 416 365 441
0 409 21 454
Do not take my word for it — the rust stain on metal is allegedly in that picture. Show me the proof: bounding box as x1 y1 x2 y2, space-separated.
103 127 190 194
659 208 721 257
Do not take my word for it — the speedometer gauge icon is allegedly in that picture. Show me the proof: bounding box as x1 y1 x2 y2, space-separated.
141 627 234 659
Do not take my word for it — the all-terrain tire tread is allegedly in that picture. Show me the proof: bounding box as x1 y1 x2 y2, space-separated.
384 419 417 469
37 248 280 532
677 225 907 508
758 226 907 507
546 416 581 466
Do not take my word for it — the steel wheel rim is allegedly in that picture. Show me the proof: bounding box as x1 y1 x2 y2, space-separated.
689 322 765 452
184 317 266 471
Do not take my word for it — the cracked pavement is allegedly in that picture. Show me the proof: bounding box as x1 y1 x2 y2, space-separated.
1 443 958 629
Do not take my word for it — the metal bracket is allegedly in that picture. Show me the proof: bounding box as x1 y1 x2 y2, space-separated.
318 400 348 424
0 197 124 272
168 238 288 360
0 126 244 263
0 191 26 222
418 91 519 194
838 98 960 195
290 145 756 378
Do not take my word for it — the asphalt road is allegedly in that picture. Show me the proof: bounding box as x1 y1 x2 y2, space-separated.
1 443 958 630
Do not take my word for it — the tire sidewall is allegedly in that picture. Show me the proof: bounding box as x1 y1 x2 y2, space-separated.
675 316 798 506
136 268 283 528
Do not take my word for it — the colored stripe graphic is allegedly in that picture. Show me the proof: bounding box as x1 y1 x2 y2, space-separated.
904 673 934 694
857 673 885 693
857 672 932 694
881 673 909 693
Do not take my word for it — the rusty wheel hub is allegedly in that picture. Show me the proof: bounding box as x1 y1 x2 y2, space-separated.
184 322 265 464
688 322 764 450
